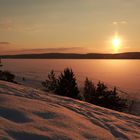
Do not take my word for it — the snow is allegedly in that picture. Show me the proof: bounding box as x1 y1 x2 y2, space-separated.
0 80 140 140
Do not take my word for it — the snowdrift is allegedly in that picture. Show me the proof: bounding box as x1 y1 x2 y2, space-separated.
0 81 140 140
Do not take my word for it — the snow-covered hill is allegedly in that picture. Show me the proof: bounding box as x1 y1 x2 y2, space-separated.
0 81 140 140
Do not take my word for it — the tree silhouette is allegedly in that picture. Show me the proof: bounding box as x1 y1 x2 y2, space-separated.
56 68 80 99
83 80 127 111
42 68 127 111
42 70 58 92
83 78 96 102
0 71 15 82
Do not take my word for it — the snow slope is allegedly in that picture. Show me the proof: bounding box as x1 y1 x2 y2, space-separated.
0 81 140 140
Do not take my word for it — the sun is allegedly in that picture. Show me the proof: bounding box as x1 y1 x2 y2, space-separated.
112 37 120 48
112 36 121 53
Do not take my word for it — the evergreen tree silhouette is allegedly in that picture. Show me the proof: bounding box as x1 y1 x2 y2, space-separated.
83 80 127 111
56 68 79 99
83 78 96 102
42 70 58 92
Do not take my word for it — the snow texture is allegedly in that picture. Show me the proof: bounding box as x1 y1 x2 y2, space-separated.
0 81 140 140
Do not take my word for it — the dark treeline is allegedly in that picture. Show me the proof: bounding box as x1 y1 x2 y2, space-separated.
0 71 16 83
0 61 16 83
0 60 130 112
42 68 128 112
1 52 140 59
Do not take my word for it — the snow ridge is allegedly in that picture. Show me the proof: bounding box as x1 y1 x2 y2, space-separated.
0 81 140 140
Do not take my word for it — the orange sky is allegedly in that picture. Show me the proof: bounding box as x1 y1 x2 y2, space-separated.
0 0 140 55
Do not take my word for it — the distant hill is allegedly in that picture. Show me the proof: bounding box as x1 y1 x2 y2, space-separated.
1 52 140 59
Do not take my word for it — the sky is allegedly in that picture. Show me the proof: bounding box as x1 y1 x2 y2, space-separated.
0 0 140 54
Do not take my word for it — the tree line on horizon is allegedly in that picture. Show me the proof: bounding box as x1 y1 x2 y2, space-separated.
1 52 140 59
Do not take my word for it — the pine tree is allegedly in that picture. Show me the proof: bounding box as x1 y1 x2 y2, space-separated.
42 70 58 92
83 78 96 103
56 68 79 99
83 80 127 111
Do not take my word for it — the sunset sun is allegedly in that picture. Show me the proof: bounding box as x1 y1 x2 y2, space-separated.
112 37 121 53
112 37 120 48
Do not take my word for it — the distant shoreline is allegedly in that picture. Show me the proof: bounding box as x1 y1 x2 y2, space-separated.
1 52 140 59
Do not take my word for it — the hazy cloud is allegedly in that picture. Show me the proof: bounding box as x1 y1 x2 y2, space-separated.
113 21 127 25
0 42 11 54
0 42 11 53
2 47 94 55
0 42 11 45
14 47 86 54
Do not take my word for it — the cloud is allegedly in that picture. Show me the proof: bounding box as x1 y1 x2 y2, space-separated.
0 42 11 52
113 21 127 25
121 21 127 24
0 42 11 54
0 42 20 54
13 47 86 54
0 42 11 45
3 46 93 55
